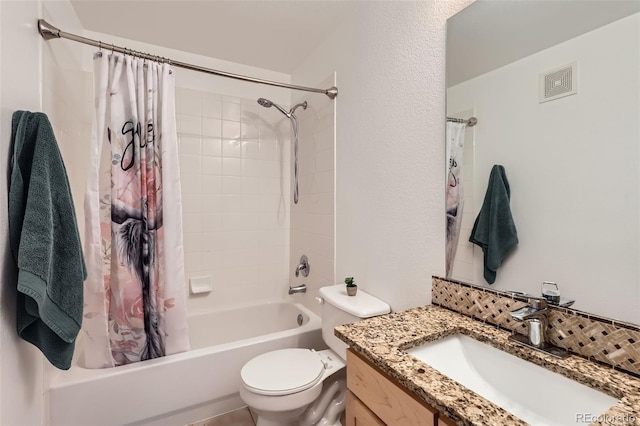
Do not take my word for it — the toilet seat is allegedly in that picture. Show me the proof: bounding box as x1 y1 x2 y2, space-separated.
241 348 325 396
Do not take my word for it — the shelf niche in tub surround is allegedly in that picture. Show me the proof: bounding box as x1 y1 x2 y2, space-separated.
432 276 640 378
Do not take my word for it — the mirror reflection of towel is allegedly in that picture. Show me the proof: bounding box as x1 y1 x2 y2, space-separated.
469 165 518 284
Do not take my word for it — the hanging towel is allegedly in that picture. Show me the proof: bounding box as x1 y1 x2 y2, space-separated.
8 111 86 370
469 164 518 284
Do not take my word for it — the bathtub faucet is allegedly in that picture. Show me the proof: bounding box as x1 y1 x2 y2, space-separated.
289 284 307 295
295 255 310 277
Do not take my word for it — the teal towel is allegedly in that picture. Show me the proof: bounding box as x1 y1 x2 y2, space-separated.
9 111 86 370
469 165 518 284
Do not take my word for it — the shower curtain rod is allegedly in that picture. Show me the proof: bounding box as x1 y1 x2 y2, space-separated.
447 116 478 127
37 19 338 99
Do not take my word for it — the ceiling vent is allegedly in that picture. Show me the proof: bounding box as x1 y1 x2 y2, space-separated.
539 61 577 103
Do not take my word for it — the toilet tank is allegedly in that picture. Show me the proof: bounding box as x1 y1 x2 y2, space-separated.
318 285 390 360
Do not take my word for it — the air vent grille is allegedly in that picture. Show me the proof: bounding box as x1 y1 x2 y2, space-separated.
539 62 577 103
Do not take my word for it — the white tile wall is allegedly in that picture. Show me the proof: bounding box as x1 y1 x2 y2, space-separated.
177 88 292 313
288 76 336 315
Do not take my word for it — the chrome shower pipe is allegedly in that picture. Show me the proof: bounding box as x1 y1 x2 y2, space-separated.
257 98 308 204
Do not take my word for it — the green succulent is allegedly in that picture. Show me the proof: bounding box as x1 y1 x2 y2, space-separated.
344 277 356 287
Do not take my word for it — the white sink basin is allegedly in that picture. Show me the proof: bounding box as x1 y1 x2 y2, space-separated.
407 334 619 426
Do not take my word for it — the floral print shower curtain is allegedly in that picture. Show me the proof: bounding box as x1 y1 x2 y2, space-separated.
445 121 467 278
83 52 190 368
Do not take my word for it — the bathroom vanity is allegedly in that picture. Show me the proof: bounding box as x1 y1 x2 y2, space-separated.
345 348 455 426
337 305 640 425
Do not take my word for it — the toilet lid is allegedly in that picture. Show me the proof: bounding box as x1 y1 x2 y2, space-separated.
241 348 325 396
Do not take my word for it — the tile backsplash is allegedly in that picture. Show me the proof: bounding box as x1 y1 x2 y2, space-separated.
432 276 640 377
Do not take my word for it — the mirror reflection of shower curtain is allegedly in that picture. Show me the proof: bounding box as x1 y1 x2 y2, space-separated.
445 122 467 278
83 52 190 368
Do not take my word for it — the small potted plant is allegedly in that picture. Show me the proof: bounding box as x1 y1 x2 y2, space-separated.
345 276 357 296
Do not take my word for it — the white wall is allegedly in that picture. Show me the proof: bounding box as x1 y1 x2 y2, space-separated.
0 2 45 424
292 1 472 312
447 13 640 323
41 0 93 245
83 30 292 107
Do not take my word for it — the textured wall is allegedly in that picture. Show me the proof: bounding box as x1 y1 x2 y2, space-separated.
292 1 472 312
0 2 45 424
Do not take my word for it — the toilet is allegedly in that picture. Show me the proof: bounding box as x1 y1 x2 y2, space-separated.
239 285 390 426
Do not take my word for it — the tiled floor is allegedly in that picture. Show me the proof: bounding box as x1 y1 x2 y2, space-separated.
188 407 256 426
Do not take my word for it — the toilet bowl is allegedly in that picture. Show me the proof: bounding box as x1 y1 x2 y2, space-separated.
239 286 390 426
240 348 345 426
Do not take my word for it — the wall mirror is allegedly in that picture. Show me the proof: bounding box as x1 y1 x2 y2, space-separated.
445 0 640 324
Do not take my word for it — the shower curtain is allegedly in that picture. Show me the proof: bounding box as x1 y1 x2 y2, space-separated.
83 52 190 368
445 121 467 278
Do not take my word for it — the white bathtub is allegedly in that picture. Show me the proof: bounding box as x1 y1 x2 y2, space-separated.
47 301 324 426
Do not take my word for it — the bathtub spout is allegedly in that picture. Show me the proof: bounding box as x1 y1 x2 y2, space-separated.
288 284 307 295
300 378 346 426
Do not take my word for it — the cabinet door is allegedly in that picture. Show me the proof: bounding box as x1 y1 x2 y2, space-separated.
347 349 437 426
346 390 386 426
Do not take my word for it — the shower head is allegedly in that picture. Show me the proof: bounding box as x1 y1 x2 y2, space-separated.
257 98 273 108
257 97 290 118
257 96 308 206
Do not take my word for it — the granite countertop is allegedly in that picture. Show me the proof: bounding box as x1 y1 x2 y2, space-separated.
335 305 640 426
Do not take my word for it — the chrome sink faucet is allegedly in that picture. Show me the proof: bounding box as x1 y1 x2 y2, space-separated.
510 296 548 347
509 296 568 359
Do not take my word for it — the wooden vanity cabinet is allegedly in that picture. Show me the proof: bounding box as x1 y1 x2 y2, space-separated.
345 390 386 426
437 415 458 426
346 349 440 426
